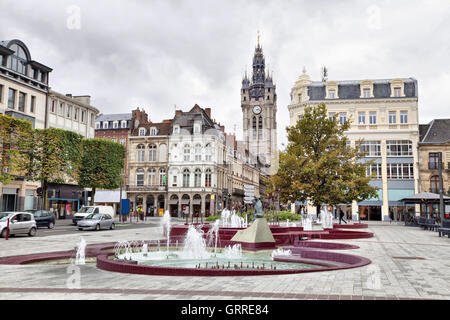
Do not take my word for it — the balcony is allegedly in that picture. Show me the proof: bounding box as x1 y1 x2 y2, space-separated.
127 184 166 192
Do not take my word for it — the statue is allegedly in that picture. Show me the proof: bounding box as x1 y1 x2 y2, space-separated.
254 198 264 218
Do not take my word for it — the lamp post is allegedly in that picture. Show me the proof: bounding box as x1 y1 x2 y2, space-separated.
439 152 444 225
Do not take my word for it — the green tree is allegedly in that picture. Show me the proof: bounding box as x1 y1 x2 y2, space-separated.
0 114 33 185
268 103 378 213
28 128 84 209
78 139 126 205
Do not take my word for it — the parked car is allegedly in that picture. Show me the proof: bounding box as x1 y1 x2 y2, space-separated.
28 210 56 229
72 206 115 225
77 213 115 231
0 212 37 238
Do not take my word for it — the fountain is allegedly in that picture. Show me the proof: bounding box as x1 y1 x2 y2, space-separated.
206 220 220 254
303 216 313 231
161 210 171 252
271 248 292 258
75 237 86 265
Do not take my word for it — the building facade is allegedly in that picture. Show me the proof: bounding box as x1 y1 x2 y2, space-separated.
418 119 450 216
288 69 420 221
127 108 172 217
241 37 277 174
47 90 98 139
0 39 52 211
167 105 227 217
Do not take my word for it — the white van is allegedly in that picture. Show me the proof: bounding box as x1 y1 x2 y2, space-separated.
72 205 115 225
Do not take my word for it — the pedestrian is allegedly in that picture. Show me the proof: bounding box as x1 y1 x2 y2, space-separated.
339 208 347 224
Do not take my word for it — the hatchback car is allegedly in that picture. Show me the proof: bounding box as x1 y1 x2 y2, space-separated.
77 213 115 231
0 212 37 238
28 210 56 229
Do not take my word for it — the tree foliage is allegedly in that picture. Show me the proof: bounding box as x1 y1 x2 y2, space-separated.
78 138 126 204
0 114 33 185
267 103 378 208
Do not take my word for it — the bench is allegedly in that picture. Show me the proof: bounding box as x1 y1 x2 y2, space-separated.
438 220 450 238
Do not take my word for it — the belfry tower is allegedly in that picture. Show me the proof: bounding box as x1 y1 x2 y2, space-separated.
241 32 278 173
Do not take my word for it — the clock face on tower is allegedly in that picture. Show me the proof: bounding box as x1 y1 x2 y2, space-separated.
253 106 262 115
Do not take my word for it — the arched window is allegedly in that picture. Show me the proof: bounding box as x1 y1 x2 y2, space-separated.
195 143 202 161
205 168 212 187
136 168 144 186
7 43 28 75
252 116 257 139
258 116 263 139
148 144 157 162
183 144 191 161
139 128 146 136
159 168 167 186
183 169 190 187
159 144 167 162
430 175 440 193
194 168 202 187
137 144 145 162
148 168 156 186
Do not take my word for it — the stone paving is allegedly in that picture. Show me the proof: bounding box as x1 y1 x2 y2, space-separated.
0 218 449 300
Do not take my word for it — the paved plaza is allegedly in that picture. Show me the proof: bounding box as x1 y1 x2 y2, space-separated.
0 218 450 300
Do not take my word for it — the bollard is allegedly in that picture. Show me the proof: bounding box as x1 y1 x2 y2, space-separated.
5 218 9 240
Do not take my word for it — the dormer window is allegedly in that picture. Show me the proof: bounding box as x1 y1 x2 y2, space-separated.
194 123 201 134
150 127 158 136
113 121 119 129
173 125 180 134
95 122 100 129
394 87 401 97
121 120 127 128
329 90 335 99
363 88 370 98
103 121 108 129
389 79 405 98
359 80 374 98
138 128 146 136
326 82 339 99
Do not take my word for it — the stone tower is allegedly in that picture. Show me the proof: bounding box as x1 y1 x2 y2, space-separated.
241 34 277 174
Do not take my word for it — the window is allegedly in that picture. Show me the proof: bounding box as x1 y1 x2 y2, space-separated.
194 168 202 187
90 113 94 127
136 169 144 186
329 90 335 99
205 143 212 161
400 111 408 124
183 144 191 161
194 124 200 134
30 96 35 113
389 111 397 124
150 127 157 136
148 144 157 162
66 105 72 118
148 168 156 185
59 103 64 116
95 122 100 129
183 169 190 187
366 163 382 179
159 168 167 186
369 111 377 125
8 88 16 109
138 128 146 136
81 110 86 123
111 138 117 143
429 152 441 169
430 175 440 193
394 87 401 97
360 141 381 157
103 121 108 129
0 84 3 103
252 116 257 139
173 175 177 186
159 144 167 162
205 169 212 187
119 138 126 146
173 126 180 134
195 144 202 161
50 100 55 113
137 144 145 162
339 112 347 125
121 120 127 128
363 88 371 98
386 163 414 179
386 140 412 156
113 121 119 129
358 112 366 125
7 44 28 75
258 116 263 139
298 93 302 103
328 112 336 120
18 92 26 112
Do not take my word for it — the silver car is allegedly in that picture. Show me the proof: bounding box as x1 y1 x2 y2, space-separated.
77 213 115 231
0 212 37 238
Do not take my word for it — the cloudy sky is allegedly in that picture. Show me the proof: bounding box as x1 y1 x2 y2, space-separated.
2 0 450 146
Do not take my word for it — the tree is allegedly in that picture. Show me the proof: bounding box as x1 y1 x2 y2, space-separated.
0 115 33 185
28 128 84 209
78 139 126 205
267 103 378 213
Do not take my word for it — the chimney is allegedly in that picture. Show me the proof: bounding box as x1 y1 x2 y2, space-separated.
65 93 72 98
205 108 211 118
175 110 182 116
73 95 91 105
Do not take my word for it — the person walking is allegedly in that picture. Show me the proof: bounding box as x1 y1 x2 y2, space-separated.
339 208 347 224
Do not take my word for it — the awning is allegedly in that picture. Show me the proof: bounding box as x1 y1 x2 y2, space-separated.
400 192 450 204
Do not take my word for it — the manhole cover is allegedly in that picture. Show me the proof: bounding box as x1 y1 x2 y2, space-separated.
392 257 426 260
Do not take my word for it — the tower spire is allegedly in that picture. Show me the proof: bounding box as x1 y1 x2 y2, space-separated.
257 30 260 47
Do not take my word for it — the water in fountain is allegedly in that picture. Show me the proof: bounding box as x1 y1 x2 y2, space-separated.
161 210 171 252
303 215 313 231
221 209 231 227
181 224 211 259
206 220 220 254
271 248 292 258
75 237 86 265
222 244 242 259
142 242 148 255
